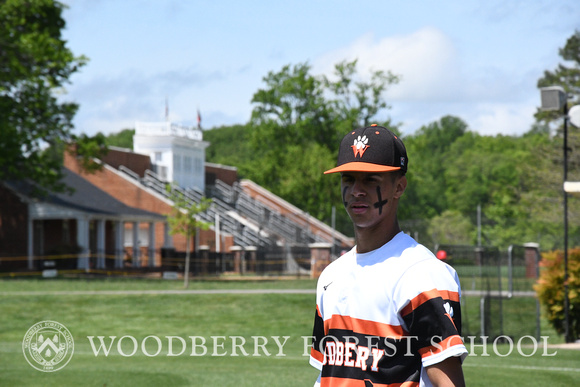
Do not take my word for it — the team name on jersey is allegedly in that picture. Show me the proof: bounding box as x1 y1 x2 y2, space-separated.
322 342 383 371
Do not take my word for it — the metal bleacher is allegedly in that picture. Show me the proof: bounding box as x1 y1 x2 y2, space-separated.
118 166 323 248
118 166 271 247
212 179 327 245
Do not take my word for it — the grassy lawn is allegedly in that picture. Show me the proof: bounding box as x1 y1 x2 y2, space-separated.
0 276 319 292
1 278 578 386
462 346 580 387
1 278 319 386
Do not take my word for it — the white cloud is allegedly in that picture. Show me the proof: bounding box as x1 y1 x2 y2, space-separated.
389 101 538 137
66 66 231 135
313 27 543 136
313 27 461 101
470 103 537 136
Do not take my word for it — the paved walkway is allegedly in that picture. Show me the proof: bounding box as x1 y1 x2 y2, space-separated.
547 342 580 350
463 290 536 297
2 289 538 297
0 289 536 298
0 288 317 296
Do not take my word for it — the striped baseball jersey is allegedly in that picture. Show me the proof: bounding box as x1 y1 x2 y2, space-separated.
310 232 467 386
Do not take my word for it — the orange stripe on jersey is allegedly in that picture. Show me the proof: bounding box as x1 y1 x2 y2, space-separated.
321 376 419 387
324 314 406 339
400 289 460 317
311 347 324 363
418 335 465 358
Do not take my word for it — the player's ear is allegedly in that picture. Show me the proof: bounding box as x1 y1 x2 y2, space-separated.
393 175 407 199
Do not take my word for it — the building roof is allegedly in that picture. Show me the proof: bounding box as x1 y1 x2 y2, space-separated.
4 168 165 221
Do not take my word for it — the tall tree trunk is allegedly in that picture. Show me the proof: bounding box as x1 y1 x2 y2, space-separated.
184 229 191 288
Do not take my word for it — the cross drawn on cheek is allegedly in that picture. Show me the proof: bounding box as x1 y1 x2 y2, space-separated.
374 186 389 215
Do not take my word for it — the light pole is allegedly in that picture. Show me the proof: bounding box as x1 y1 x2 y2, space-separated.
540 86 572 343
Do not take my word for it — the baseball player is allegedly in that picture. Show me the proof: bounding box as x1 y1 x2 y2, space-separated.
310 125 467 386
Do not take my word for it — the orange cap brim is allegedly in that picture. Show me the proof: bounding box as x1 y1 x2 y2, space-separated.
324 162 402 174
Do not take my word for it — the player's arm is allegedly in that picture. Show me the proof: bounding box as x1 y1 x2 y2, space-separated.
425 356 465 387
313 372 321 387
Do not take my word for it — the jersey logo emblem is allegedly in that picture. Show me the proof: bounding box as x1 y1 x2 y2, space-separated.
443 302 454 317
443 302 457 329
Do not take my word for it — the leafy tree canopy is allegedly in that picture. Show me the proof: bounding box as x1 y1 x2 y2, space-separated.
245 60 400 234
535 248 580 341
104 128 135 149
166 186 212 288
0 0 105 193
535 30 580 125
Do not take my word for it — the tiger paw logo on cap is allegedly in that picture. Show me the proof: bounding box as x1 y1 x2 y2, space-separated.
324 124 408 175
352 135 369 158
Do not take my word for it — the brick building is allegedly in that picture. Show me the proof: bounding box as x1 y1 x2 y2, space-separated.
0 168 165 271
0 121 353 275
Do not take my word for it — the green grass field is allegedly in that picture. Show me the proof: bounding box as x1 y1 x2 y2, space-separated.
1 278 578 386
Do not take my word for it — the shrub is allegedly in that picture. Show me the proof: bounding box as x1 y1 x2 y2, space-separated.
534 248 580 340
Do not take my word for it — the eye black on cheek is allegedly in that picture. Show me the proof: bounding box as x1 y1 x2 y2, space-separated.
373 186 388 215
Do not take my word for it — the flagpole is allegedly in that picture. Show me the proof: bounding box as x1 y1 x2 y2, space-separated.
197 108 201 130
165 97 169 121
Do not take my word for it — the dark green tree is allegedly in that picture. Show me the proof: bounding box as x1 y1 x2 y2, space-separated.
441 131 562 248
534 30 580 188
105 128 135 149
247 60 399 234
323 59 400 134
166 186 212 289
534 30 580 249
204 124 254 176
402 115 469 220
535 30 580 125
0 0 104 193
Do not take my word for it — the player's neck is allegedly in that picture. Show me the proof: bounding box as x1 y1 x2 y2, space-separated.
354 221 401 254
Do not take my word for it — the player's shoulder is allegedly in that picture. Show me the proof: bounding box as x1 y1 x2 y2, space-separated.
389 232 435 264
325 247 355 271
395 235 459 280
316 247 355 286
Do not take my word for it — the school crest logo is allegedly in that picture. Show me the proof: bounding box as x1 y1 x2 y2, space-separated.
352 135 369 158
22 321 74 372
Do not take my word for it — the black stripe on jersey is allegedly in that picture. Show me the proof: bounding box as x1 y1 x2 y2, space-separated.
402 296 462 352
312 307 326 359
319 329 422 385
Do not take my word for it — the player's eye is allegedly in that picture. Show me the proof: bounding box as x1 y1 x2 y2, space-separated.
341 175 354 184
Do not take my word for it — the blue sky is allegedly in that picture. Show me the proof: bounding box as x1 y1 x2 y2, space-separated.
61 0 580 137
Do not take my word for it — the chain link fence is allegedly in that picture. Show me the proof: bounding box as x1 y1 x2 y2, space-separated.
435 244 540 342
0 244 314 278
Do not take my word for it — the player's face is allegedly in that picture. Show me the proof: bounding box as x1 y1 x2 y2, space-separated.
340 171 406 231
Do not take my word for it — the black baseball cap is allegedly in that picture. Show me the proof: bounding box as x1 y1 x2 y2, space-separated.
324 124 408 174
